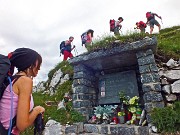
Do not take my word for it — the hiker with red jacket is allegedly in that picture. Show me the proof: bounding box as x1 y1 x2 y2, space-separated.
135 21 147 33
146 12 162 34
63 36 75 61
114 17 124 36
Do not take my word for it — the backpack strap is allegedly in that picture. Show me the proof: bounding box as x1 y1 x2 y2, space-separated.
0 75 22 135
0 116 16 135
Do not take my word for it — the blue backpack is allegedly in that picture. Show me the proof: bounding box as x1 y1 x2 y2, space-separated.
81 32 87 46
59 41 65 55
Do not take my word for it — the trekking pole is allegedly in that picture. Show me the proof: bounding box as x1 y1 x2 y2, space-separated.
74 47 78 56
160 18 164 29
120 29 123 35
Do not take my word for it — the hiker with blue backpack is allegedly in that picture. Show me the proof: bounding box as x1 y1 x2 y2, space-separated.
146 12 162 34
81 29 94 47
59 36 75 61
0 48 45 135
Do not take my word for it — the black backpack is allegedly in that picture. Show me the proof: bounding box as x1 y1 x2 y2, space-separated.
0 54 11 99
0 54 17 135
59 41 66 55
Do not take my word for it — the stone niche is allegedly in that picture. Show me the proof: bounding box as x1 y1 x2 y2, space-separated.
69 37 164 123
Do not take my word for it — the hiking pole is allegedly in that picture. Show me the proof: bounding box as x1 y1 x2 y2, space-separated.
120 29 123 35
74 47 78 56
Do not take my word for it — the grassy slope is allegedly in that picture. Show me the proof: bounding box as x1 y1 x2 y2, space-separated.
87 25 180 60
21 26 180 134
157 26 180 60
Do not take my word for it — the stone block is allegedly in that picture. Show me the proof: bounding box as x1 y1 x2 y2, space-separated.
74 122 84 133
139 65 151 74
117 127 135 135
137 55 155 66
162 85 171 94
146 49 153 56
151 93 163 102
84 124 99 133
142 84 151 93
74 64 90 73
149 64 158 72
144 102 153 112
151 72 160 82
138 126 149 135
152 101 164 109
153 83 161 92
73 71 97 81
171 80 180 93
101 125 108 134
143 92 152 103
165 94 177 101
110 126 118 135
73 100 92 108
72 85 96 94
141 73 154 83
73 78 95 87
65 125 78 134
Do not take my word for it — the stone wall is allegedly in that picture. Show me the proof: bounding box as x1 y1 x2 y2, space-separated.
136 49 164 123
72 64 98 120
159 59 180 104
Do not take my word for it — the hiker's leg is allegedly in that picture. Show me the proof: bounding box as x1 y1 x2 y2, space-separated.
149 19 154 34
154 20 161 32
69 52 73 58
114 27 120 36
63 51 69 61
140 28 145 33
150 27 154 34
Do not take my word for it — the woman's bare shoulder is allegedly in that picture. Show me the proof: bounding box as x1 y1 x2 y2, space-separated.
15 76 33 93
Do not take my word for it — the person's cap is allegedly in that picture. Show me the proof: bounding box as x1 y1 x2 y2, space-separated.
9 48 40 72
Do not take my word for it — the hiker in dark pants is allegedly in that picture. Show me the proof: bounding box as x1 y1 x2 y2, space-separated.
63 36 75 61
114 17 124 36
146 12 162 34
0 48 45 135
135 21 147 33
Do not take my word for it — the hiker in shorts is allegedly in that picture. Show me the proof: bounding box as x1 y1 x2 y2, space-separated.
63 36 75 61
146 12 162 34
135 21 147 33
114 17 124 36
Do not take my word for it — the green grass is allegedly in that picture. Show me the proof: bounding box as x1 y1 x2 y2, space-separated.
151 101 180 133
86 26 180 60
87 32 148 52
157 26 180 60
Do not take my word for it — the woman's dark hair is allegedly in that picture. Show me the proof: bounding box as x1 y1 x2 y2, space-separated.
87 29 94 37
118 17 124 21
31 53 42 70
9 48 42 74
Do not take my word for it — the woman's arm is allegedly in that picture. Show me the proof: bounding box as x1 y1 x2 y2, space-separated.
15 77 44 131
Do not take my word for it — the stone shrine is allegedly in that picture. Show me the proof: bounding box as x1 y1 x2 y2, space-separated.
69 36 164 123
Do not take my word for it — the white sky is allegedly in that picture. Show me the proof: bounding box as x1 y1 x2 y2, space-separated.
0 0 180 85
